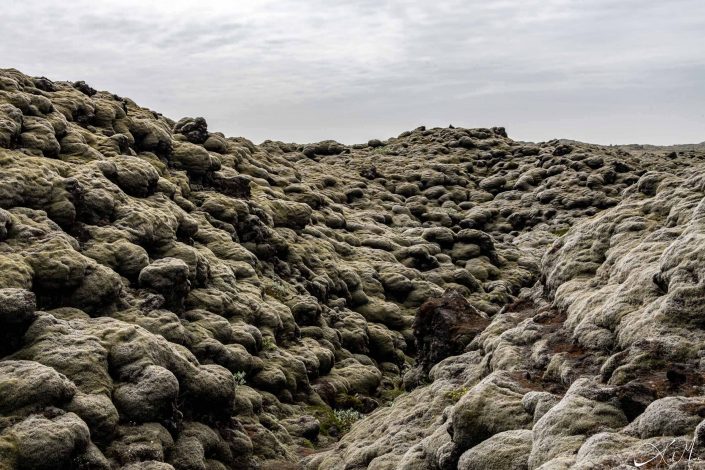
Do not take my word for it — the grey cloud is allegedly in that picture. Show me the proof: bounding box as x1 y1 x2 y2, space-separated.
1 0 703 144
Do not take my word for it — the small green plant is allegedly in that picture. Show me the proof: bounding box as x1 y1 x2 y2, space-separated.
446 386 469 402
233 371 247 387
333 408 363 434
261 336 277 351
306 405 365 438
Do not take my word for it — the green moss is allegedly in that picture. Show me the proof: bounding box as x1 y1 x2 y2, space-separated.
446 386 469 402
261 336 277 351
300 439 315 449
379 386 405 404
305 405 338 437
610 355 668 385
0 434 19 468
334 393 363 411
263 279 290 302
372 147 394 155
640 357 667 369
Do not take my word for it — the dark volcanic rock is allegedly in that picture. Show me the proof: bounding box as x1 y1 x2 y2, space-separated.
174 116 209 144
414 289 489 373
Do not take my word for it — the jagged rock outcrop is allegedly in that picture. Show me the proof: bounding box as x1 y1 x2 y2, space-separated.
1 67 704 469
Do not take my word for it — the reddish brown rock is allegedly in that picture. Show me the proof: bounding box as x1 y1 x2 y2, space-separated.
414 288 490 373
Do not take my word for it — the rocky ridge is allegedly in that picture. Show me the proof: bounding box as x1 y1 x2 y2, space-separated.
1 68 704 469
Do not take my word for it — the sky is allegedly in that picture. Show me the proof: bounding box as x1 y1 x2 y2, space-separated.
2 0 704 145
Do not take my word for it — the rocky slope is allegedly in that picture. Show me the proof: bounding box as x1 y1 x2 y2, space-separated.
0 68 704 469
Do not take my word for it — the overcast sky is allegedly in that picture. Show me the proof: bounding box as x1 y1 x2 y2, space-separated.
2 0 704 145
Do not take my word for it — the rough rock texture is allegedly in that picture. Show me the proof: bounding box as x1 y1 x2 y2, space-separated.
413 288 489 375
2 68 705 469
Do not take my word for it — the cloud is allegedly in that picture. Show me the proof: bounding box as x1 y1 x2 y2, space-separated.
1 0 704 144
